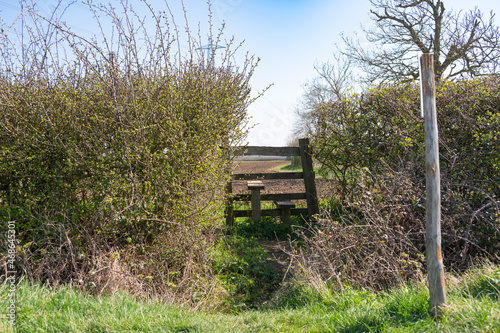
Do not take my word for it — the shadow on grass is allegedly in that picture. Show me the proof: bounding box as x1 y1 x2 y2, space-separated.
170 326 201 333
340 310 433 333
231 215 306 240
339 316 384 333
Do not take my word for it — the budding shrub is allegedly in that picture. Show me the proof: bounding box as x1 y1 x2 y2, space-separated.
303 78 500 289
0 1 256 305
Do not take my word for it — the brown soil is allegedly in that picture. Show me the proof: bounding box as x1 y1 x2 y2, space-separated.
232 160 337 201
234 160 290 174
259 239 294 280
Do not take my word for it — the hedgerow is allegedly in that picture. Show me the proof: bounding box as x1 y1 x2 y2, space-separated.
0 0 256 306
301 78 500 289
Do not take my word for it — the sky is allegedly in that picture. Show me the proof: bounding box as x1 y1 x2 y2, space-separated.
1 0 500 146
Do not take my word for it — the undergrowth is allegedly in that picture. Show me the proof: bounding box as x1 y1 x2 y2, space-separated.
209 215 306 311
2 264 498 332
211 233 280 311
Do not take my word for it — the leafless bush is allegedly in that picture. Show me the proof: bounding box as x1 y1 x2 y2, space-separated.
292 166 426 290
292 164 500 291
302 78 500 290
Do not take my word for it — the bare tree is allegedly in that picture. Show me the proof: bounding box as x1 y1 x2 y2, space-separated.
308 52 354 103
293 51 354 138
343 0 500 83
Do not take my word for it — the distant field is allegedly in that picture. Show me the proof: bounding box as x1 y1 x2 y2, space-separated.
234 160 290 174
232 160 337 201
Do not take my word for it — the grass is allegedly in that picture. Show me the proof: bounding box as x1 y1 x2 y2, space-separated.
278 163 302 172
231 215 305 239
2 264 499 332
278 163 332 180
208 216 306 310
210 232 282 310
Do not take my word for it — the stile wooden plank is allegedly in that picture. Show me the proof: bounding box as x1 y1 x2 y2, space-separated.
299 138 319 218
234 146 300 157
233 193 307 202
274 201 296 208
232 172 304 180
247 180 265 189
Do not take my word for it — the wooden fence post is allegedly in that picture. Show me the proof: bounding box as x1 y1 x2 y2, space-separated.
248 181 265 222
420 53 447 317
299 138 319 219
225 181 234 226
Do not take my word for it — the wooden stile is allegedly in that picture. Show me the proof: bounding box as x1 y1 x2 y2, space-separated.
232 172 304 180
234 146 300 157
225 138 319 225
234 193 307 202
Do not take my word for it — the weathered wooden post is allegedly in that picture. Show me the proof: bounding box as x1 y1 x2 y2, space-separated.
420 53 447 317
248 180 265 222
299 138 319 219
275 200 296 225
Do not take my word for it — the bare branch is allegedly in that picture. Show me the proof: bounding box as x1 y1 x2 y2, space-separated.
345 0 500 83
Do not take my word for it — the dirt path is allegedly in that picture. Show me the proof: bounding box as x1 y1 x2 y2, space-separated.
232 160 334 283
259 239 294 281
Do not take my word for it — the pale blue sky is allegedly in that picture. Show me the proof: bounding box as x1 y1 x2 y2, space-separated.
215 0 373 146
1 0 499 146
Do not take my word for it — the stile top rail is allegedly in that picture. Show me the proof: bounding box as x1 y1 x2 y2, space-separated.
233 146 300 157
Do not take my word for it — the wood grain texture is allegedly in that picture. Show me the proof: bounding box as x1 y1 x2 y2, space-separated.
421 53 447 317
299 138 319 218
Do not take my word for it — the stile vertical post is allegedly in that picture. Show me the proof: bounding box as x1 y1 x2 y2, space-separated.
299 138 319 219
225 181 234 226
251 188 261 222
248 181 264 222
420 53 447 317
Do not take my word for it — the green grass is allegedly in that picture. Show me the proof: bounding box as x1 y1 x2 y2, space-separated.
231 215 305 239
210 233 282 310
210 215 307 309
3 265 499 332
278 163 303 172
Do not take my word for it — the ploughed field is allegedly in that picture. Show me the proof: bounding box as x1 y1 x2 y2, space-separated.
232 160 336 203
